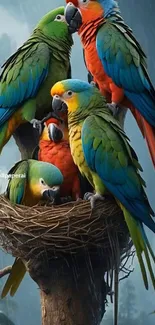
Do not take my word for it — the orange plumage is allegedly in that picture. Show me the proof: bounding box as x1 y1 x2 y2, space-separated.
38 117 81 200
72 3 155 167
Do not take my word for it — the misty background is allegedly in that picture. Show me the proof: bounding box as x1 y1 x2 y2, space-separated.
0 0 155 324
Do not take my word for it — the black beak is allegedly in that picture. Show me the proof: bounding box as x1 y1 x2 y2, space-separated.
52 97 68 114
42 188 60 203
65 3 82 33
48 123 63 143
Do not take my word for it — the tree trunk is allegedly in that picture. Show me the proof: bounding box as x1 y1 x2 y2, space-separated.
29 256 108 325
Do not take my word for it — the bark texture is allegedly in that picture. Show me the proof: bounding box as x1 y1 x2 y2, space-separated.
29 256 108 325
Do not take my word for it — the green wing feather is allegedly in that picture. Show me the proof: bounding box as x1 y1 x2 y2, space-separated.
2 160 30 298
0 39 50 118
122 206 155 289
6 160 29 204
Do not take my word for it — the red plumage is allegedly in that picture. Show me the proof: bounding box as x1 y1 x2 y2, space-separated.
73 4 155 167
38 117 81 200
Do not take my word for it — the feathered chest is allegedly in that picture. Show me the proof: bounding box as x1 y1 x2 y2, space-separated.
69 124 85 170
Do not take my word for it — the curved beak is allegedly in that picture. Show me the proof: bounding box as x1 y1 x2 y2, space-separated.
48 123 63 142
52 97 68 114
42 187 60 203
65 3 82 33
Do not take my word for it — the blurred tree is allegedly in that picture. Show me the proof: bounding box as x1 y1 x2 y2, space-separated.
0 311 15 325
119 280 137 323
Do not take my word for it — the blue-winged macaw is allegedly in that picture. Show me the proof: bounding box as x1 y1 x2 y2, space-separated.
51 78 155 290
1 159 63 298
65 0 155 168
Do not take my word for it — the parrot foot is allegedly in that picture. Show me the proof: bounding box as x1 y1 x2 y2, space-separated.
84 192 105 209
107 102 119 117
30 118 43 135
59 196 73 204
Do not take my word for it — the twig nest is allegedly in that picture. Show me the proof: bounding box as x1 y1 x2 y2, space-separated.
0 195 130 269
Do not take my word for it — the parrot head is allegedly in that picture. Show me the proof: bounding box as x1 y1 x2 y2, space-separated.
28 160 63 202
40 117 69 142
35 6 74 40
65 0 119 31
51 79 104 119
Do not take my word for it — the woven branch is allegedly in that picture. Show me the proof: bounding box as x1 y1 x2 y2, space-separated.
0 195 131 271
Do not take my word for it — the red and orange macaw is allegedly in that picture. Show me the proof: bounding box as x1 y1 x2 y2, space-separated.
65 0 155 168
37 115 82 200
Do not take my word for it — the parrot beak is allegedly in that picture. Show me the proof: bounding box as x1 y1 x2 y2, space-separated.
42 186 60 203
48 123 63 142
65 3 82 33
52 96 68 114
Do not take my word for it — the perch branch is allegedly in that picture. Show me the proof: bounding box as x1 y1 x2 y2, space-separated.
0 265 12 278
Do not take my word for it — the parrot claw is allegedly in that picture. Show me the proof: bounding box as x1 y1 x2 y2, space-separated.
30 119 43 135
107 102 119 117
84 192 105 209
59 196 73 204
90 81 97 87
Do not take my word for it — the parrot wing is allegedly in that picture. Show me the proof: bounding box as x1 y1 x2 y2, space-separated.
96 22 155 124
81 113 155 229
82 113 155 288
0 41 50 126
6 160 29 204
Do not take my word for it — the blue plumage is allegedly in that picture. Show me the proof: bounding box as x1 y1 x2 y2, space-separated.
96 23 155 126
82 114 155 233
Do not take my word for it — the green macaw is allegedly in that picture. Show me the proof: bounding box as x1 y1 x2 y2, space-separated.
0 6 73 154
51 79 155 290
1 159 63 298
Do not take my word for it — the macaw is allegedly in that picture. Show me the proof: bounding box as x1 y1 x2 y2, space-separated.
51 78 155 290
33 115 82 200
65 0 155 168
1 159 63 298
0 6 73 154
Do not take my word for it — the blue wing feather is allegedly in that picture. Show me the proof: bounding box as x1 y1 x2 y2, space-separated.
96 23 155 125
82 115 155 232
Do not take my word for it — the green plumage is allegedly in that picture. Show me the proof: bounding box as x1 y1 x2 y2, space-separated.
0 7 73 152
2 159 63 298
57 79 155 289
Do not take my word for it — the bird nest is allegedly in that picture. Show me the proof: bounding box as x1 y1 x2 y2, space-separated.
0 195 131 270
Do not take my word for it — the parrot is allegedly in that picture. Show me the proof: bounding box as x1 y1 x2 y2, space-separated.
1 159 63 298
0 6 73 154
34 115 82 200
51 78 155 290
64 0 155 168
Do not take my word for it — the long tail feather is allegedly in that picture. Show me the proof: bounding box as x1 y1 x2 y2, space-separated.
126 100 155 168
1 258 26 298
121 205 155 289
141 118 155 168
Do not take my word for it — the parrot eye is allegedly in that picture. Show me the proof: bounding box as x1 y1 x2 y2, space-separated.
40 178 46 186
67 91 73 97
55 15 63 21
79 0 89 4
